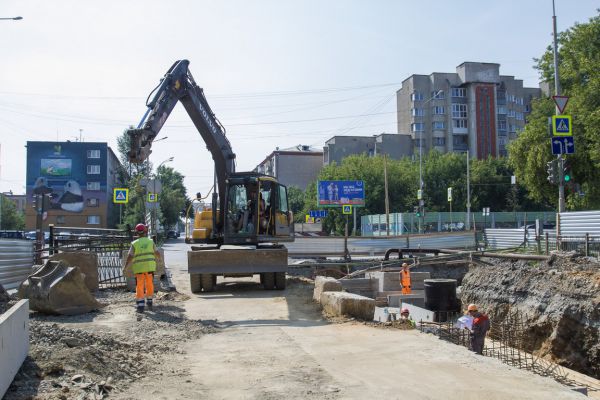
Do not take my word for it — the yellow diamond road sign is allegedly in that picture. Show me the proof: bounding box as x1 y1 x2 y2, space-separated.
552 115 572 136
342 205 352 215
113 188 129 204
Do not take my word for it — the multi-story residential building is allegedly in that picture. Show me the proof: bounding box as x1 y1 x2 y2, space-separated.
396 62 541 159
255 145 323 190
24 141 123 229
323 133 412 166
2 192 26 213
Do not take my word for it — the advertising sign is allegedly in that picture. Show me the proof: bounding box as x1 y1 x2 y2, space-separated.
317 180 365 207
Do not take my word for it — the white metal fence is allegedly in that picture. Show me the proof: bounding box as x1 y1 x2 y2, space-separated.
0 239 34 290
558 211 600 236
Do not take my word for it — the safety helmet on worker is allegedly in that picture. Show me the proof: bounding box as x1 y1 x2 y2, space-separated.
401 308 409 314
135 223 147 234
467 303 478 312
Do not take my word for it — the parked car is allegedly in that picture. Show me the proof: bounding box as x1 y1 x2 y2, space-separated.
166 230 180 239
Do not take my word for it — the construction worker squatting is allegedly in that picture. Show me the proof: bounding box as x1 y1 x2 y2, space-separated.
125 223 161 313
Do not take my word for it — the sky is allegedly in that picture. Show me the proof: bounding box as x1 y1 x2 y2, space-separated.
0 0 598 196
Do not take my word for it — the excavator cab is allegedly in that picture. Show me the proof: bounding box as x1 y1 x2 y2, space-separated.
224 174 293 245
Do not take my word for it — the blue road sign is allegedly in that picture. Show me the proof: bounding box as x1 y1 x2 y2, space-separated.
551 136 575 155
309 210 328 218
552 115 572 136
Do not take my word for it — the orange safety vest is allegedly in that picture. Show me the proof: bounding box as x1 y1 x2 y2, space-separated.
401 269 411 294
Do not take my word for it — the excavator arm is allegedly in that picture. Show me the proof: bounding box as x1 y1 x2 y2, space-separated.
127 60 236 234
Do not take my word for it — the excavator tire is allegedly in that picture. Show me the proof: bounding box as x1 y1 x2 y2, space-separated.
190 273 202 293
274 272 286 290
262 272 275 290
201 274 215 292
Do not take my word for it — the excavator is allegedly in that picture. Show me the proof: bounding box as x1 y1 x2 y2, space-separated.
127 59 294 292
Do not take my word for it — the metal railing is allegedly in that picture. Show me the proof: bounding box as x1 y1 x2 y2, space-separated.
0 239 34 290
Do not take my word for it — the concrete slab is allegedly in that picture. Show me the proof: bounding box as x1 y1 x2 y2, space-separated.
321 291 375 321
373 306 400 322
313 276 342 302
0 299 29 399
388 292 425 308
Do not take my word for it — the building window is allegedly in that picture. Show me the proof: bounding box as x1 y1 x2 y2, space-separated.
86 198 99 207
411 91 423 101
451 104 467 118
87 215 100 225
451 87 466 97
87 165 100 174
516 112 524 121
432 90 445 99
525 105 531 112
413 138 425 148
411 108 424 117
453 136 468 146
87 150 101 159
497 106 507 115
508 110 516 118
433 106 445 115
411 123 424 132
453 119 468 129
87 182 100 191
434 137 446 146
433 121 445 130
498 120 507 131
56 215 65 224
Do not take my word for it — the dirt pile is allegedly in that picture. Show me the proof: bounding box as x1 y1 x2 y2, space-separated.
4 289 215 400
460 253 600 379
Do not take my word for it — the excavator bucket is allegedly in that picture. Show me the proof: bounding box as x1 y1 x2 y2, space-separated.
18 260 103 315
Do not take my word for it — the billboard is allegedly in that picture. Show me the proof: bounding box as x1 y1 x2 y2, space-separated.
41 158 72 176
317 180 365 207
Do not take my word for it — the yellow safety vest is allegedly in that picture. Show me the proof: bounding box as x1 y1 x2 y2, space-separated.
131 236 157 274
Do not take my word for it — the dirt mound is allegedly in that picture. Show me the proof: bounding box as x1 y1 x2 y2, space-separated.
460 254 600 379
4 289 215 400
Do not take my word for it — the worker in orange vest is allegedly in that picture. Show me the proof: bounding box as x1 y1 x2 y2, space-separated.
400 262 411 294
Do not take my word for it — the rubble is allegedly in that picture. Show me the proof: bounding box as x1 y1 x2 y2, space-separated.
4 289 215 400
460 253 600 379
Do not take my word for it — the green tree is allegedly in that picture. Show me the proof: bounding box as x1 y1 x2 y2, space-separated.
156 165 188 229
286 186 306 223
0 194 25 230
510 12 600 209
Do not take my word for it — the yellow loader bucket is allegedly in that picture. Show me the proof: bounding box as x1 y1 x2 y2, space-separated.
18 260 103 315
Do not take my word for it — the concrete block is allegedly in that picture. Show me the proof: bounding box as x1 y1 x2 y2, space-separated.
50 251 99 291
321 291 375 320
313 276 342 302
388 291 425 308
373 306 400 322
0 299 29 399
340 278 375 297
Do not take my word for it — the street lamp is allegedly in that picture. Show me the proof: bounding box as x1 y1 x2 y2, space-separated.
0 16 23 20
416 89 442 232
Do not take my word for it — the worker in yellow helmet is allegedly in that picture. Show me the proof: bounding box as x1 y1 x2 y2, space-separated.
400 262 411 294
125 223 161 315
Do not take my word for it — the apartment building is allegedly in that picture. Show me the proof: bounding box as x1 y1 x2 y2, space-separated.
255 144 323 190
25 141 123 229
396 62 541 159
323 133 412 166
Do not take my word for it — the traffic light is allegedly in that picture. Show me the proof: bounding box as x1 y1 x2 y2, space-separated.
414 206 421 217
546 160 558 184
562 159 572 183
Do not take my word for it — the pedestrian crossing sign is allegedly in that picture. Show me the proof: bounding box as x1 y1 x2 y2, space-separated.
148 193 158 203
552 115 572 136
113 188 129 204
342 205 352 215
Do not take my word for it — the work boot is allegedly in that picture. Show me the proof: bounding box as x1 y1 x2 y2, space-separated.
136 306 144 313
146 299 153 311
136 300 145 314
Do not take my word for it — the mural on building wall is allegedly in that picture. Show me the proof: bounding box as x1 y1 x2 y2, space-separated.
26 142 107 213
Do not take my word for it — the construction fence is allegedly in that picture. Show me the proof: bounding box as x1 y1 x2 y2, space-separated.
0 239 34 290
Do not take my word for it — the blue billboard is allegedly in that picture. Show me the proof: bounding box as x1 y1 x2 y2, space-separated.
317 180 365 207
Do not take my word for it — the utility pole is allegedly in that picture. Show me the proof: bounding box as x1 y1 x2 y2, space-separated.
466 149 471 230
383 154 390 236
552 0 566 212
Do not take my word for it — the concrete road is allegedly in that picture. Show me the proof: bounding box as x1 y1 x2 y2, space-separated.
118 238 585 399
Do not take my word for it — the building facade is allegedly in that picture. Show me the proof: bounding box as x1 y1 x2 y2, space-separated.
396 62 541 159
323 133 412 166
25 141 123 229
255 145 323 190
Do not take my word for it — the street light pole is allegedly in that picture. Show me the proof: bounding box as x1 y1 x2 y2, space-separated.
552 0 566 213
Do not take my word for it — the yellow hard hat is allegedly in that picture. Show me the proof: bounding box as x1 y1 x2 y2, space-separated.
467 304 478 312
